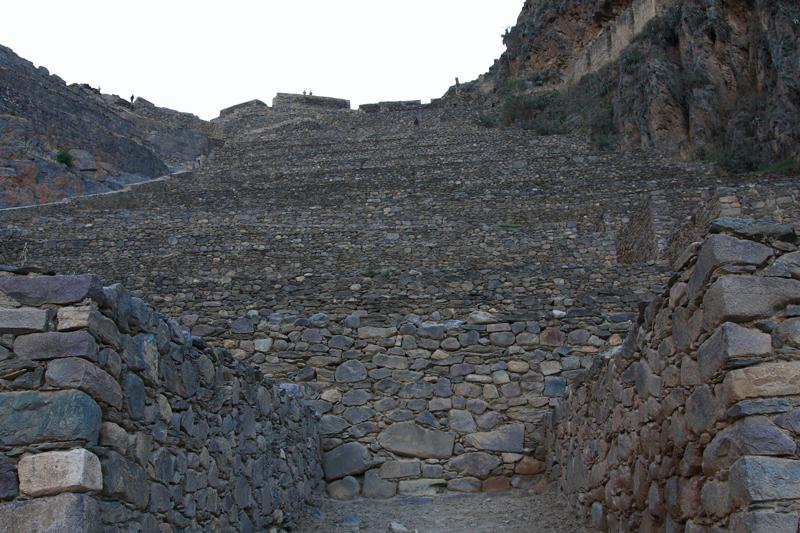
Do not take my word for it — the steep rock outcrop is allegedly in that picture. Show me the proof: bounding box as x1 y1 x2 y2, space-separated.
455 0 800 168
0 44 214 208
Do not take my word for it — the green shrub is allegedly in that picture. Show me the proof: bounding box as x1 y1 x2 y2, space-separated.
56 149 74 167
707 141 763 173
760 158 799 175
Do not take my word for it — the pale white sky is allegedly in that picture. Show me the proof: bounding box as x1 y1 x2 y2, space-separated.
4 1 520 120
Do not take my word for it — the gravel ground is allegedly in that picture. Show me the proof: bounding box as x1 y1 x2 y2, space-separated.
294 490 593 533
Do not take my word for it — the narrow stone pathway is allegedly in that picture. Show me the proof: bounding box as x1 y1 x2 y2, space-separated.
295 490 592 533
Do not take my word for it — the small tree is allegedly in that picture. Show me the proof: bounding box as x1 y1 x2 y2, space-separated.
56 149 74 167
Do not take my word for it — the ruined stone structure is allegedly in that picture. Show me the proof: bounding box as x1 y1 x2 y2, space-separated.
551 219 800 531
0 269 321 531
1 79 798 531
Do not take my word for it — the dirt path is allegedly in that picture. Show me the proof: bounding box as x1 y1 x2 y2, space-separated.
294 490 593 533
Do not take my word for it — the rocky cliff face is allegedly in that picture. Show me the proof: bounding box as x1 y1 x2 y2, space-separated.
0 45 214 208
458 0 800 170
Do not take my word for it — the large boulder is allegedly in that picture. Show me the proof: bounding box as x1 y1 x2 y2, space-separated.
378 422 455 459
703 276 800 329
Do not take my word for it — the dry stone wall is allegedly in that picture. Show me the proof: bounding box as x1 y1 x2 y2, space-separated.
0 270 321 532
226 305 636 499
549 218 800 532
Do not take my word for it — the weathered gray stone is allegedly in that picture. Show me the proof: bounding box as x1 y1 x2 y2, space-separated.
447 477 482 492
464 424 524 453
0 457 18 500
776 318 800 347
703 276 800 329
377 422 455 459
489 332 515 347
358 326 397 339
468 310 497 325
323 442 372 481
544 376 567 397
729 512 800 533
327 476 360 500
379 460 421 480
0 390 101 446
122 372 145 420
0 492 99 533
448 452 501 478
0 307 49 334
230 317 254 334
362 470 396 499
335 360 367 382
0 274 102 306
449 410 477 433
13 331 97 361
685 386 716 435
18 448 102 497
724 361 800 402
397 478 446 496
703 417 796 475
320 415 349 435
730 456 800 504
688 234 772 299
711 217 796 242
45 358 122 408
101 451 149 510
697 322 772 380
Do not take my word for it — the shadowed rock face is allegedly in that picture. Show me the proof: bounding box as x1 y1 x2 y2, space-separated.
452 0 800 165
0 44 213 208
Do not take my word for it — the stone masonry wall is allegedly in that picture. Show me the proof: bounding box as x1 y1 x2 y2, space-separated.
549 218 800 532
0 270 321 532
218 304 637 500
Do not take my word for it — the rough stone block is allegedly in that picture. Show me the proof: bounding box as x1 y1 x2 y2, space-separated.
702 417 796 475
688 234 772 299
45 357 122 408
18 449 102 497
464 424 524 453
697 322 772 380
0 274 102 306
377 422 455 459
0 390 101 446
0 307 49 334
448 452 501 478
730 456 800 504
723 362 800 403
447 477 482 492
397 478 446 496
379 460 421 480
729 512 800 533
334 360 367 382
0 492 99 533
13 331 97 361
322 442 372 481
57 307 122 349
101 451 149 510
362 470 396 499
327 476 360 500
0 457 18 500
703 276 800 329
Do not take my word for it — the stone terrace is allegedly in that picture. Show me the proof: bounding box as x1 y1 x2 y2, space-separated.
1 100 799 517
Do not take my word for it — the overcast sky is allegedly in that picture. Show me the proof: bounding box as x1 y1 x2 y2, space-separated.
4 1 520 120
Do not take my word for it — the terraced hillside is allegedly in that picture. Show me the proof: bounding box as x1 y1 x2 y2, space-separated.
2 98 800 531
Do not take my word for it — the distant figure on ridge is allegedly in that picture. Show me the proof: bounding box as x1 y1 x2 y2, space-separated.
310 91 313 96
130 95 134 103
303 90 307 95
